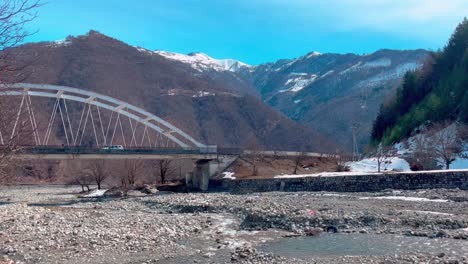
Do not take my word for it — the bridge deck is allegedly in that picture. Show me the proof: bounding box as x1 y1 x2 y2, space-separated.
12 146 238 160
11 147 332 160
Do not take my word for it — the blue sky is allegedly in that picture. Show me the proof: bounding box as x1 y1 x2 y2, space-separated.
26 0 467 65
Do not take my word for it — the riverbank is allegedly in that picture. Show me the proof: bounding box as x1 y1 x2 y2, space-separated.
0 185 467 263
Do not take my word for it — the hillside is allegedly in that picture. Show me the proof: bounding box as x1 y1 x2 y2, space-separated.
155 47 430 152
4 31 335 151
244 49 429 152
372 18 468 145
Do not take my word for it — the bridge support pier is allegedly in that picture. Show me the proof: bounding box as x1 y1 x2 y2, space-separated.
186 159 219 191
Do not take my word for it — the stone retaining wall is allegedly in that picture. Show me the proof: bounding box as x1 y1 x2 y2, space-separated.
217 170 468 193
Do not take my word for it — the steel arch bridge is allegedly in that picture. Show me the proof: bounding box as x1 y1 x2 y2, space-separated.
0 83 208 149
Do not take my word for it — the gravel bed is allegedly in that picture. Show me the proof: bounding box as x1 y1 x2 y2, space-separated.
0 185 467 263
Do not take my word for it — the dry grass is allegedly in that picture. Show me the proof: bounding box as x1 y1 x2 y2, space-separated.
227 156 336 179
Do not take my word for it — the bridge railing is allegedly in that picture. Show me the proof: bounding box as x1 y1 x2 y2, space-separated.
18 145 221 155
15 145 335 158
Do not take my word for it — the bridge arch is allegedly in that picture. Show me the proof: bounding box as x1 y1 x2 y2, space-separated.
0 83 206 148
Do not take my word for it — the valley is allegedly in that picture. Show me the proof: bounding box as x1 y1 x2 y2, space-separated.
1 2 467 264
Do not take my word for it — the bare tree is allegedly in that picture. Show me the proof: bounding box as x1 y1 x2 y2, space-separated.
74 173 93 192
431 122 464 169
85 160 108 190
329 150 350 172
292 152 307 175
410 133 438 171
0 98 34 183
239 150 267 176
122 159 143 187
0 0 40 184
0 1 40 49
0 0 41 83
460 124 468 159
153 160 176 184
371 144 397 173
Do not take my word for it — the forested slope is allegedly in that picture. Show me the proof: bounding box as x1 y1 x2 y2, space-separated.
372 18 468 145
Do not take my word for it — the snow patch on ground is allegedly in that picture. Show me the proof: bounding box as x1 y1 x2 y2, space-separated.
357 62 421 88
222 172 236 180
393 125 468 169
274 171 382 179
280 74 318 93
362 58 392 68
339 61 363 75
319 70 334 79
359 196 448 203
216 59 250 72
49 39 72 47
274 169 468 179
341 59 391 75
81 189 107 198
451 155 468 169
347 157 411 173
273 51 321 72
321 193 348 197
290 72 308 76
405 210 453 216
192 91 215 98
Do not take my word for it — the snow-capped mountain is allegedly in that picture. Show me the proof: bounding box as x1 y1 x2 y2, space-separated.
152 50 250 72
138 44 429 151
238 49 430 152
39 31 430 152
6 31 335 151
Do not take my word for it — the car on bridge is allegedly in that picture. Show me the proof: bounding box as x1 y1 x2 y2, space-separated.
102 145 124 150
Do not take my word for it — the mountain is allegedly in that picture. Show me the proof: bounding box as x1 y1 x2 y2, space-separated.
153 46 430 152
372 18 468 145
243 50 429 152
153 50 250 73
4 31 335 152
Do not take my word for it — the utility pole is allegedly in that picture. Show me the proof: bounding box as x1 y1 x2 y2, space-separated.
351 122 360 161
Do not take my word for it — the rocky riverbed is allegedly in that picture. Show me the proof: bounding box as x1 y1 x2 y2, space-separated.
0 185 467 263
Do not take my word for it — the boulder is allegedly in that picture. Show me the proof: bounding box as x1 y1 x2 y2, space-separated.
305 227 322 236
141 184 158 195
103 187 126 198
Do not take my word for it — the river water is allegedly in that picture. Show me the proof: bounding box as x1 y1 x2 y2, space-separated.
260 233 468 258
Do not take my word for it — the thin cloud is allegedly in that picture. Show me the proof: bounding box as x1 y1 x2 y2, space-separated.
261 0 466 40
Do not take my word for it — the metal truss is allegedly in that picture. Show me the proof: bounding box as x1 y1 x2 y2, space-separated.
0 83 206 148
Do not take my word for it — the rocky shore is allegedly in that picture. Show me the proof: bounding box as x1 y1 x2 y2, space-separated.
0 185 467 263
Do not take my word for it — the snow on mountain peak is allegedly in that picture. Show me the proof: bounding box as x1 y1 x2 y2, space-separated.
48 39 72 48
305 51 322 59
152 50 250 72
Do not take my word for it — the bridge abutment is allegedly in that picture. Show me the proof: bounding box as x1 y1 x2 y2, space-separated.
186 156 239 191
187 159 219 191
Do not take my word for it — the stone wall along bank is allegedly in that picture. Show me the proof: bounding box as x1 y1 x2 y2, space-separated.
217 170 468 193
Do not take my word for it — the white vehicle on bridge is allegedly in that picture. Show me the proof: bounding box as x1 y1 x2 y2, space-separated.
102 145 124 150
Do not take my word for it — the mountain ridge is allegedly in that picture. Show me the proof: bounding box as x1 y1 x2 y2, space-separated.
4 30 336 152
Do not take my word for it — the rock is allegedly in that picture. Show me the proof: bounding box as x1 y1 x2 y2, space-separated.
103 188 126 198
202 252 213 258
434 230 447 238
447 259 459 264
141 185 158 195
326 225 339 233
305 228 322 236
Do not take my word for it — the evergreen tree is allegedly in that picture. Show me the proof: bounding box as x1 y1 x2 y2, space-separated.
371 18 468 144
